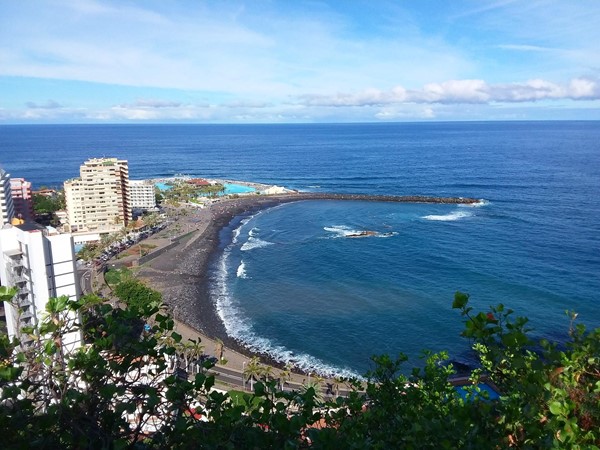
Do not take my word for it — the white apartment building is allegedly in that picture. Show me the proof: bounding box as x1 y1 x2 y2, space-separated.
0 224 81 349
1 167 15 225
64 158 132 233
129 180 157 210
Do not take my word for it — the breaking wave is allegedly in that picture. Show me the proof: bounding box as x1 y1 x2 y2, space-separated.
459 199 489 208
213 236 361 379
241 237 274 251
236 260 247 279
422 211 473 221
423 200 487 221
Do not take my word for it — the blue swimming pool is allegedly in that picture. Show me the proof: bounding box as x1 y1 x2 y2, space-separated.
222 183 256 195
155 182 173 191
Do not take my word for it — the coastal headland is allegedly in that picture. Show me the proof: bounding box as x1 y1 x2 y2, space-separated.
135 191 480 376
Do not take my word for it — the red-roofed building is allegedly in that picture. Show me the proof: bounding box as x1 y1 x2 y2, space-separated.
187 178 211 187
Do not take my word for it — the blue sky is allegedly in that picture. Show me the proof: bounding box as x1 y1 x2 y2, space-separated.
1 0 599 123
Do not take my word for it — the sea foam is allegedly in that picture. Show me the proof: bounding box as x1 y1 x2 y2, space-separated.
238 226 274 251
324 225 359 237
459 199 490 208
213 238 360 379
422 210 473 221
241 237 274 251
236 261 247 279
232 217 252 244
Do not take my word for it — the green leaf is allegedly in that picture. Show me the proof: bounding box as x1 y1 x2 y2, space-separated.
0 286 18 302
452 291 469 309
0 366 23 381
44 340 56 355
549 401 564 416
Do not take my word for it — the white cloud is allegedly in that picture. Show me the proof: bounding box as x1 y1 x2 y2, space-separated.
297 77 600 107
299 87 407 107
125 99 182 108
375 106 436 120
0 1 473 97
25 100 63 109
568 78 599 99
417 80 490 104
497 44 554 52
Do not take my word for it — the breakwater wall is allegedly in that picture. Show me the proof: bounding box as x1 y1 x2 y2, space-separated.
286 192 480 204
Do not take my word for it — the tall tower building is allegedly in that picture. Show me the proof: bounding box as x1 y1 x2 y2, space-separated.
0 224 81 349
1 167 15 225
64 158 132 233
10 178 34 222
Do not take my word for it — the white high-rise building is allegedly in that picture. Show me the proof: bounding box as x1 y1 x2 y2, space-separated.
64 158 132 233
0 224 81 349
129 180 157 210
0 167 15 225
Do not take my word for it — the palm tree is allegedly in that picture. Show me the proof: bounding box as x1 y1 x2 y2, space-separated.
279 363 294 391
302 379 325 404
214 338 224 363
183 339 204 373
243 357 262 391
262 365 274 383
333 376 345 398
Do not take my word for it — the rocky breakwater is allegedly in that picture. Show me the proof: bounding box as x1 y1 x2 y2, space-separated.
292 192 480 204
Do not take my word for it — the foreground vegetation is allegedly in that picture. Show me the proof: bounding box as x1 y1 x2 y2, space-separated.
0 284 598 448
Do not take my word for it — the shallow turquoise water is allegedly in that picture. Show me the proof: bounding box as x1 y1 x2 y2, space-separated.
223 183 256 195
155 182 173 191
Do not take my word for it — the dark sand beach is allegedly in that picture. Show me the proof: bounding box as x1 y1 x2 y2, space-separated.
137 194 307 366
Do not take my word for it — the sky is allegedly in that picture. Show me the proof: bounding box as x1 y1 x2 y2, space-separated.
1 0 599 124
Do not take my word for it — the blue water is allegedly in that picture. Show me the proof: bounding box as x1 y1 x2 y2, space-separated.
223 183 256 195
1 122 599 376
155 182 173 191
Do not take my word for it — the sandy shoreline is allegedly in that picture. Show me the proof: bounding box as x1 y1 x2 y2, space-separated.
136 192 479 372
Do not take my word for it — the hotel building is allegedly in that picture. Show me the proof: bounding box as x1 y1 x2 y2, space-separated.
10 178 34 222
64 158 132 233
129 180 157 210
1 167 15 225
0 224 81 348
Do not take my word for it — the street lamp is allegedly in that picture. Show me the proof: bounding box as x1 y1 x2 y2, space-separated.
242 361 246 391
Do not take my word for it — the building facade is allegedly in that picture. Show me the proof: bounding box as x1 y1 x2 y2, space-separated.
0 224 81 348
129 180 157 210
64 158 132 233
10 178 34 222
1 168 15 225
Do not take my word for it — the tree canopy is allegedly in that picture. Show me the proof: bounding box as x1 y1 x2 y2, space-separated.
0 286 598 449
32 191 65 214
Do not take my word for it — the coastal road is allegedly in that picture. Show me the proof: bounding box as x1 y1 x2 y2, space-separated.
208 366 245 390
205 365 348 397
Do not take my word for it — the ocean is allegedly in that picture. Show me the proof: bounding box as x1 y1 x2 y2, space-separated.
1 122 599 376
